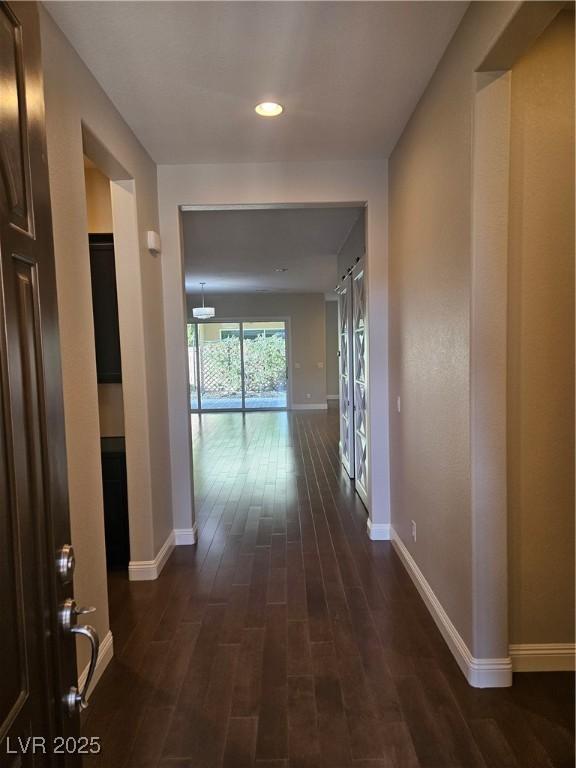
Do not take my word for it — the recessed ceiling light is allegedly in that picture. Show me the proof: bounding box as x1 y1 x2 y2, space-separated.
255 102 284 118
275 267 288 272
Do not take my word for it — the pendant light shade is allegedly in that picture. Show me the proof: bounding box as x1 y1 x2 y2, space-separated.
192 282 215 319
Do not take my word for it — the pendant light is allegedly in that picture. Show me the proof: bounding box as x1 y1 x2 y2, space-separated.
192 282 215 319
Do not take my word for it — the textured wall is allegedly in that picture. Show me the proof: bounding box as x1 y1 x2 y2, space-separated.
41 9 172 672
388 2 520 650
507 10 575 644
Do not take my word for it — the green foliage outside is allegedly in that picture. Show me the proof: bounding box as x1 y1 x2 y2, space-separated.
244 334 286 394
192 333 286 395
201 336 241 393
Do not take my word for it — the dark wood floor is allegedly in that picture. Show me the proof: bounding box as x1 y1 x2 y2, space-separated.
83 409 574 767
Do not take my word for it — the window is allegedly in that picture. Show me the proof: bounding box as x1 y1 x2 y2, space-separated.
220 328 285 340
188 320 288 411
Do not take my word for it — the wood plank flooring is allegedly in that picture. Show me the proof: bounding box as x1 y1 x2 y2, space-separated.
82 409 574 767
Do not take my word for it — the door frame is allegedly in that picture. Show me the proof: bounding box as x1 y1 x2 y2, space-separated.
170 197 381 550
82 126 164 586
189 315 292 413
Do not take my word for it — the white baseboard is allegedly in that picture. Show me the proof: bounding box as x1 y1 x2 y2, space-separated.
128 530 175 581
391 527 512 688
128 526 199 580
366 519 391 540
510 643 575 672
291 403 329 410
174 525 198 545
79 629 113 701
326 395 339 401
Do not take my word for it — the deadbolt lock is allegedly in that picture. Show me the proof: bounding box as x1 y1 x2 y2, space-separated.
56 544 75 584
59 598 96 632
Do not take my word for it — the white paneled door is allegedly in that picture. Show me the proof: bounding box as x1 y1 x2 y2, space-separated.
352 262 369 507
337 281 354 477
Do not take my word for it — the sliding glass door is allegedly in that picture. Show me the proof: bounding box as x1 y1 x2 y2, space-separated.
198 322 242 409
243 322 287 409
188 319 288 411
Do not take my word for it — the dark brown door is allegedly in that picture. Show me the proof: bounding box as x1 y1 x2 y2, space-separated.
0 1 79 764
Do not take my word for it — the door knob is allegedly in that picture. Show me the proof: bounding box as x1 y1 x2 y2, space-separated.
64 624 100 715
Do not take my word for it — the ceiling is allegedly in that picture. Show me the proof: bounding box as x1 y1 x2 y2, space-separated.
182 206 363 294
45 1 468 164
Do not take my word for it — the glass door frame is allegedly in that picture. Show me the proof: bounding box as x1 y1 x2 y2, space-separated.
189 316 291 413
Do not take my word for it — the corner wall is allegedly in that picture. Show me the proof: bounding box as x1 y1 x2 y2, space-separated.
507 10 575 648
389 0 574 677
40 9 173 672
388 1 520 661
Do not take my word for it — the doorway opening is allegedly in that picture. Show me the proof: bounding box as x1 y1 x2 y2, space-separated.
83 157 130 574
180 202 368 511
188 319 289 411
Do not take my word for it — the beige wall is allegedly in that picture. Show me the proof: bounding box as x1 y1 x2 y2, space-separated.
187 293 327 406
389 1 521 652
40 9 172 673
325 301 339 398
97 384 125 437
84 165 113 232
389 0 574 660
507 10 575 645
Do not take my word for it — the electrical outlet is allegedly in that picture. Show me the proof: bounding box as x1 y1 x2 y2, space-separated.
411 520 417 542
306 393 311 399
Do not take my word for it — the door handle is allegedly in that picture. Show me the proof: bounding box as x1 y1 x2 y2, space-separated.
60 600 100 716
65 624 100 715
71 624 100 711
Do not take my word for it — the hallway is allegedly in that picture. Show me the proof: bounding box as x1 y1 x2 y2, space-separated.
82 410 574 767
